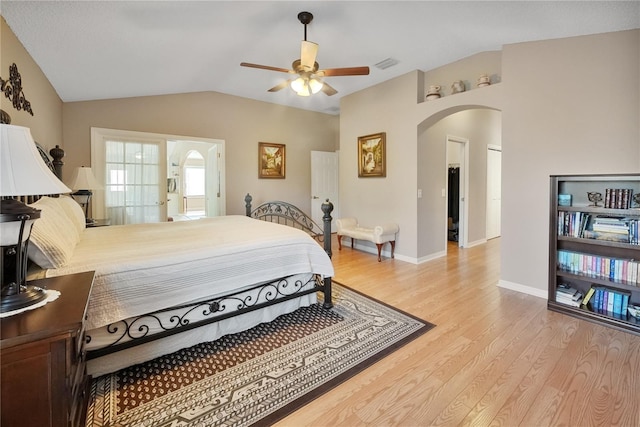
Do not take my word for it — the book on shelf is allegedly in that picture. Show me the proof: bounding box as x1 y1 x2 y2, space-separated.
581 286 596 306
604 188 633 209
556 283 583 307
589 285 631 315
592 216 630 234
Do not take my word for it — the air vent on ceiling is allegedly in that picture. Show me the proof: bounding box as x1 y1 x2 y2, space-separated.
374 58 399 70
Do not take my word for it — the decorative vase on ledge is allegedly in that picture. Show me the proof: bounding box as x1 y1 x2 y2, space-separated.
426 85 441 100
451 80 465 94
477 74 491 87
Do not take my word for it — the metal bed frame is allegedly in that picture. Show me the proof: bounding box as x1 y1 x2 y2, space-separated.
86 195 334 359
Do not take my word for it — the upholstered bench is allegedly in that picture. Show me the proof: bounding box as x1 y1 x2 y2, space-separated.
336 218 399 262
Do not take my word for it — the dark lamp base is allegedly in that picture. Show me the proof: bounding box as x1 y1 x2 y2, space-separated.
0 284 48 313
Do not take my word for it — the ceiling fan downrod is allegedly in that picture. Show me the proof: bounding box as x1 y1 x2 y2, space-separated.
298 11 313 41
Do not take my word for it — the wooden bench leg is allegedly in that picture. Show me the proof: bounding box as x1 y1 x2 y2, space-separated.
390 241 395 259
376 243 383 262
337 234 343 250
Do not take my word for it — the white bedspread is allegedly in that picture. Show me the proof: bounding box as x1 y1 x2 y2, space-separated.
45 215 334 330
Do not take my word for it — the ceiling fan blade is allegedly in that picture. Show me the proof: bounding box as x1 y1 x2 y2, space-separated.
318 66 370 77
320 81 338 96
240 62 294 74
300 41 318 71
268 80 292 92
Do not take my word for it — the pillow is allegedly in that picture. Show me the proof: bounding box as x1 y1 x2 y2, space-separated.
27 198 79 268
56 195 86 235
30 196 80 242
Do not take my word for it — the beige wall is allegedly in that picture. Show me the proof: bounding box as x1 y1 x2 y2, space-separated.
62 91 339 215
340 71 422 258
0 17 62 152
341 29 638 298
500 29 640 296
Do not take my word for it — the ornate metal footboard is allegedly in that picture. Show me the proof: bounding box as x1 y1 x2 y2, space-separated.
87 273 326 359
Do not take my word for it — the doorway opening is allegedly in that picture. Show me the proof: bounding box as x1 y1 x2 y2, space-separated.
182 150 205 218
92 128 225 224
446 135 469 248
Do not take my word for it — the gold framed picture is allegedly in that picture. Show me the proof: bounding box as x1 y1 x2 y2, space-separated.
258 142 285 179
358 132 386 177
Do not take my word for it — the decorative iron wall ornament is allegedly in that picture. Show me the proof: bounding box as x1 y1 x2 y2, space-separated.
0 63 34 116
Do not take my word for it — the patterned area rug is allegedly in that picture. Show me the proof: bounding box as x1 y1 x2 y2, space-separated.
86 282 434 427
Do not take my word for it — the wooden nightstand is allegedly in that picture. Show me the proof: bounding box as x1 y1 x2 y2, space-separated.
1 271 95 427
86 219 110 227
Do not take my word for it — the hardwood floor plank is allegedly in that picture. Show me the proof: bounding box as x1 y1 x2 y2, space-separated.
274 237 640 427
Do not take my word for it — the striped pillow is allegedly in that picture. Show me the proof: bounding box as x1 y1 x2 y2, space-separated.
27 198 79 268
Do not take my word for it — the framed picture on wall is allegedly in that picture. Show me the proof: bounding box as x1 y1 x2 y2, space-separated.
358 132 386 177
258 142 286 179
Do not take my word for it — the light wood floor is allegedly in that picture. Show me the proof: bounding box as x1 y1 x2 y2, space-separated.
276 237 640 427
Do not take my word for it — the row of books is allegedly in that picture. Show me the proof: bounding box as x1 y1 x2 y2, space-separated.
557 250 640 285
557 212 639 245
604 188 634 209
556 283 634 317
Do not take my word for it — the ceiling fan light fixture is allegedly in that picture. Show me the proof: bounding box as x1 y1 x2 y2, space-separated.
291 77 306 93
309 78 323 94
291 76 323 97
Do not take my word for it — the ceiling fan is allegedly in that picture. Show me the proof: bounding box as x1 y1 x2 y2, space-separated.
240 11 369 97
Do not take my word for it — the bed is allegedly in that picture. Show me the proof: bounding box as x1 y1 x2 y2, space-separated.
21 149 335 376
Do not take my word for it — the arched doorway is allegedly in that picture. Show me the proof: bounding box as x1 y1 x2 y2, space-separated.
183 150 205 218
417 107 502 258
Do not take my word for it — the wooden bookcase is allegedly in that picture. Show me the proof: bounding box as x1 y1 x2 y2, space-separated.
549 174 640 335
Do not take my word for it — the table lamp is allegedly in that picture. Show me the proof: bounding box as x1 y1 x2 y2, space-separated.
0 124 71 313
70 166 101 224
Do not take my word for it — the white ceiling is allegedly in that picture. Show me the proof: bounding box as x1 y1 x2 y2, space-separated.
2 1 639 115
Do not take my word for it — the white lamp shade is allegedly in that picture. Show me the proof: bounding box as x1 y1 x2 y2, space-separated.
70 166 102 190
309 78 323 94
1 124 71 196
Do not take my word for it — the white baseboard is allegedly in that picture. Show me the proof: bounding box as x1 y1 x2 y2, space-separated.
464 238 487 248
415 251 446 264
498 280 548 299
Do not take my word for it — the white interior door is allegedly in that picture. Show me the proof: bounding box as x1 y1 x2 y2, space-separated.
486 145 502 239
311 151 339 231
104 139 165 224
92 128 167 224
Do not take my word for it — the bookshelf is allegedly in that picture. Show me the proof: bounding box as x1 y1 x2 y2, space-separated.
549 174 640 335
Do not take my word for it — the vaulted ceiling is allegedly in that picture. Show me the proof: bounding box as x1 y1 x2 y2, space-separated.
2 1 638 114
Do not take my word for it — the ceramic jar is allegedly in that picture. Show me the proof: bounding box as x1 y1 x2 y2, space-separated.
451 80 465 94
426 85 441 100
477 74 491 87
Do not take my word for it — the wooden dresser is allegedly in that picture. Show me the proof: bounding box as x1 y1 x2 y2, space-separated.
1 271 95 427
